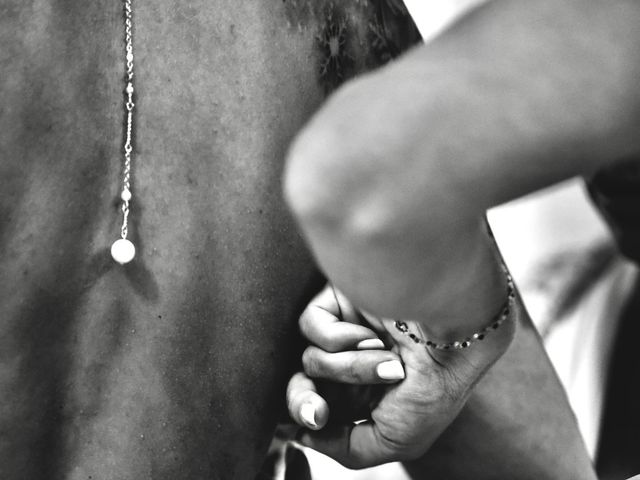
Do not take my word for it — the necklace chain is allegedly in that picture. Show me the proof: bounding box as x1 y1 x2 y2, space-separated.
122 0 134 239
111 0 137 264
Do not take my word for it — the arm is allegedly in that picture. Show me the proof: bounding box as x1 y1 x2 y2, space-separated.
284 0 640 338
287 286 597 479
405 301 596 480
284 1 638 476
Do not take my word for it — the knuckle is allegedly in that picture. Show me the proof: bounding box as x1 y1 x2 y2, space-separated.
302 347 322 377
314 330 333 350
322 333 344 353
298 308 314 336
347 358 366 383
299 307 333 347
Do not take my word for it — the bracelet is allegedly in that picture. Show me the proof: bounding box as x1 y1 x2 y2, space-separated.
394 271 516 351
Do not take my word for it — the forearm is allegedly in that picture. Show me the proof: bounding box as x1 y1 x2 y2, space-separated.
404 297 597 480
284 0 640 327
401 0 640 206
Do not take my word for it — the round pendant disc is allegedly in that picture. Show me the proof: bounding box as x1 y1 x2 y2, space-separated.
111 238 136 264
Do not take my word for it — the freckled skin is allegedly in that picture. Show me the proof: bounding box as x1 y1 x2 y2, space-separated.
0 1 417 479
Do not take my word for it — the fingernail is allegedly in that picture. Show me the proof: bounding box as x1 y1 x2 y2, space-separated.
300 402 317 428
356 338 385 350
376 360 405 380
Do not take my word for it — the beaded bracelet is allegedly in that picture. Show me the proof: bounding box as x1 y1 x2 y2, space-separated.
394 271 516 351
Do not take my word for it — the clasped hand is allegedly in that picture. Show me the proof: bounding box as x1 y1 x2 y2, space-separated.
286 285 514 469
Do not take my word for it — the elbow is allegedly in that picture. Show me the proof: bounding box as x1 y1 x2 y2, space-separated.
283 135 350 242
283 142 392 259
284 159 399 271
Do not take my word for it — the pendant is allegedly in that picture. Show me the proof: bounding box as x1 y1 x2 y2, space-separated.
111 238 136 264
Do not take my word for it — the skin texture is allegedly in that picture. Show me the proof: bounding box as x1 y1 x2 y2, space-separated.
286 287 597 479
0 1 418 479
406 306 597 480
288 284 515 469
284 0 640 334
281 0 640 477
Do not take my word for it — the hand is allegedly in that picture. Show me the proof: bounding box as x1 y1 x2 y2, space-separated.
286 285 514 469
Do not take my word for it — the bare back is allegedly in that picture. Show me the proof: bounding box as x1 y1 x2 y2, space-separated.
0 1 419 479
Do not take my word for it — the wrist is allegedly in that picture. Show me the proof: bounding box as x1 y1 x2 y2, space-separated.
393 295 516 374
415 223 514 346
397 273 514 350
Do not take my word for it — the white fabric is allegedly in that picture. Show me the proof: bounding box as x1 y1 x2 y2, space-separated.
403 0 487 42
543 259 637 457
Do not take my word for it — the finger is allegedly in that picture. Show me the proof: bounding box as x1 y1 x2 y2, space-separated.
302 346 405 384
330 286 367 325
308 285 371 326
286 372 330 430
300 300 383 353
297 421 400 469
308 285 343 317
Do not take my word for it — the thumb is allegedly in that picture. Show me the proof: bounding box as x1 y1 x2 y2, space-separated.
297 421 397 470
287 372 330 430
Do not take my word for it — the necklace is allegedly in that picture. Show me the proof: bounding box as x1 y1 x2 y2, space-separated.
111 0 137 264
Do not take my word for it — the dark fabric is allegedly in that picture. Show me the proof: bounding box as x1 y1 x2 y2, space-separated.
256 433 312 480
283 446 312 480
596 279 640 479
589 157 640 265
255 444 312 480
